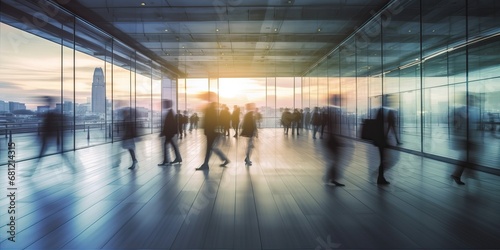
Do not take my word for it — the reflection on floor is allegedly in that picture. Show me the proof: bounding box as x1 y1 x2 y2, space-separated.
1 128 499 249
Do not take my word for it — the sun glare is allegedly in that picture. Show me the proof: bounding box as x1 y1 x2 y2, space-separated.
218 78 246 98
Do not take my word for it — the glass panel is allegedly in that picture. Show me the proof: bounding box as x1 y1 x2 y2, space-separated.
152 66 162 133
294 77 302 109
266 77 277 128
468 0 500 39
399 66 421 151
422 0 467 89
184 78 208 132
112 44 132 142
327 52 340 134
104 41 113 143
74 20 109 148
136 65 151 136
356 37 369 138
309 77 318 108
340 42 356 137
380 0 420 150
301 77 311 130
367 31 382 118
468 31 500 169
178 78 187 112
276 77 294 114
62 20 75 152
207 78 216 101
0 23 62 161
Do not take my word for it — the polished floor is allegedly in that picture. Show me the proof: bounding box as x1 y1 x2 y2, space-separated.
1 128 500 249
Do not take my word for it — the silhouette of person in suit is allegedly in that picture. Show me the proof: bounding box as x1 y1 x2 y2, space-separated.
26 96 76 176
281 108 292 135
196 102 230 170
304 107 311 130
158 99 182 166
240 103 258 165
451 93 481 185
311 107 322 139
220 105 231 136
324 94 348 186
373 95 402 185
182 110 189 137
176 110 184 139
231 105 241 137
190 112 199 131
121 108 138 169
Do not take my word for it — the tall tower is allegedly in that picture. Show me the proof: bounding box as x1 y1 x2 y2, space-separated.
91 67 106 114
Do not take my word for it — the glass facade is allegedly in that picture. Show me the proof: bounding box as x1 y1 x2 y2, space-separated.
178 77 304 130
303 0 500 171
2 0 499 173
0 1 173 163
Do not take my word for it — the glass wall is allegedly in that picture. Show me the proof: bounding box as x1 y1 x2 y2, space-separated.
177 77 303 130
303 0 500 171
0 0 173 164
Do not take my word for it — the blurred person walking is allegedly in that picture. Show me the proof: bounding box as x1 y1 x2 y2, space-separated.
240 103 258 165
281 108 292 135
231 105 241 138
373 95 402 185
220 105 231 136
323 94 349 186
176 110 184 139
158 100 182 166
196 102 230 170
190 112 199 131
182 110 189 137
291 108 301 136
451 94 481 185
26 96 76 176
121 108 138 169
311 107 322 139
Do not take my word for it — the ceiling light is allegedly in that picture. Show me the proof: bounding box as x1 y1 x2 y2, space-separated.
141 2 146 6
216 28 219 32
164 29 168 32
274 28 278 32
317 28 321 32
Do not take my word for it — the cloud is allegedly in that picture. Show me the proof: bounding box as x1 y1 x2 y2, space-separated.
0 81 23 89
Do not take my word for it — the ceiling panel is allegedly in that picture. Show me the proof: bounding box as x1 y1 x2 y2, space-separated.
55 0 392 78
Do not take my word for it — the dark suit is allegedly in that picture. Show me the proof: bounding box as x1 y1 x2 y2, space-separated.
201 103 228 168
160 109 182 163
240 111 257 164
374 107 400 184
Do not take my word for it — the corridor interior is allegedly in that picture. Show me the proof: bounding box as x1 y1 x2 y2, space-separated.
1 128 499 249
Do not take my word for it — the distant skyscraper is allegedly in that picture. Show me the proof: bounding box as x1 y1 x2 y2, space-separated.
0 100 8 112
9 101 26 112
92 67 106 113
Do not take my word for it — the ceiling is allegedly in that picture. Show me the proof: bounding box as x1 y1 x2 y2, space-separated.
57 0 392 78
